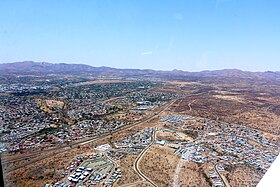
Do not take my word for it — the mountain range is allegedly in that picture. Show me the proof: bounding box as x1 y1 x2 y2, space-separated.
1 61 280 83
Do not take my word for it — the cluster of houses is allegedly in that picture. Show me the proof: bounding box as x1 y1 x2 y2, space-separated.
131 105 154 110
208 165 225 187
98 128 155 161
107 148 142 161
73 120 127 137
114 128 153 148
0 115 130 153
57 81 154 102
0 78 176 155
68 166 93 183
0 97 57 152
47 128 155 186
199 123 278 172
162 118 278 174
160 115 193 123
104 169 122 186
173 141 214 164
0 83 51 93
46 153 121 187
67 101 112 120
156 117 279 186
127 91 178 104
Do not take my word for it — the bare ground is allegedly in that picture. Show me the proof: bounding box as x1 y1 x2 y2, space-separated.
139 145 210 187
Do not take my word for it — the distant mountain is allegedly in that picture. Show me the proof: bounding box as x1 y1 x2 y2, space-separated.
1 61 280 83
0 61 98 73
0 61 155 75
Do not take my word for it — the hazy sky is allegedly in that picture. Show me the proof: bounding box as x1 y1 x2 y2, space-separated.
0 0 279 71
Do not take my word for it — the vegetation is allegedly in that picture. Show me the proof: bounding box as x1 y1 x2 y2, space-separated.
183 130 198 139
203 172 212 186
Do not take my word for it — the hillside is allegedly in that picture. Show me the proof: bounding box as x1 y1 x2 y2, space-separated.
1 61 280 83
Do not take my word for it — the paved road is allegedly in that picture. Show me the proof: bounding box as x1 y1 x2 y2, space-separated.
2 100 175 173
133 129 157 187
215 163 231 187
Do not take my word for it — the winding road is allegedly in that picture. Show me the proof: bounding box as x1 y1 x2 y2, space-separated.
215 163 231 187
2 100 176 174
133 128 157 187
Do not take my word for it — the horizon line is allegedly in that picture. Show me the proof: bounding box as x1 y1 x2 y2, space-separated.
0 60 278 73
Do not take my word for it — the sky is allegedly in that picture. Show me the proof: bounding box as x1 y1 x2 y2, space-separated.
0 0 279 71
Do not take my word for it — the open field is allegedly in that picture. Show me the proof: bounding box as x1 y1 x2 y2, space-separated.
114 155 141 186
172 85 280 137
36 99 65 113
156 130 192 142
225 165 263 187
4 150 94 187
177 161 210 187
139 145 180 187
1 71 279 187
139 144 211 187
69 79 132 87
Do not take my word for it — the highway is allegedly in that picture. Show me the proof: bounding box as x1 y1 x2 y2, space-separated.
2 100 175 174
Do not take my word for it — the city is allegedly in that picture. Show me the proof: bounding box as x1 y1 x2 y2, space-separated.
1 0 280 186
0 68 279 186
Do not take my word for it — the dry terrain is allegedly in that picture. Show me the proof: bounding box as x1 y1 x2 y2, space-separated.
173 83 280 137
36 99 65 113
2 77 280 187
156 131 192 142
177 161 210 187
4 140 104 187
70 79 131 87
114 155 141 186
139 145 210 187
225 165 263 187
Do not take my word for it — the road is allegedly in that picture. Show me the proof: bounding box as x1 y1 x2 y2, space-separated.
215 163 231 187
188 100 196 111
121 180 146 187
188 102 192 111
2 100 175 173
133 128 157 187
